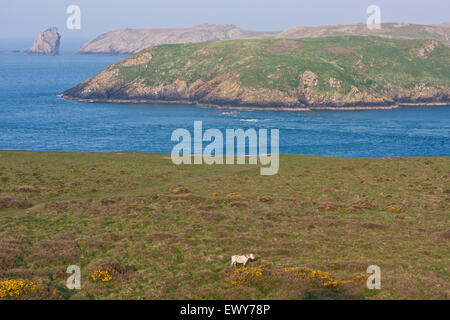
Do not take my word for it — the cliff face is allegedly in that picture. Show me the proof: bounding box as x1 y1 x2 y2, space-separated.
78 24 278 55
26 27 61 55
78 22 450 55
63 37 450 110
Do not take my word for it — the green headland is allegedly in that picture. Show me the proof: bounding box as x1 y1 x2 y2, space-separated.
63 36 450 110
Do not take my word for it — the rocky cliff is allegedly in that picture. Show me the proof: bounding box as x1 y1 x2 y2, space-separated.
63 36 449 110
26 27 61 55
78 24 278 55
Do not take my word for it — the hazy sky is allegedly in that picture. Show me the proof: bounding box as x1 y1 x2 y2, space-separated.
1 0 448 42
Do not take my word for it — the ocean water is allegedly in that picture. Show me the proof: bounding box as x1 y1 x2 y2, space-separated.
0 52 449 157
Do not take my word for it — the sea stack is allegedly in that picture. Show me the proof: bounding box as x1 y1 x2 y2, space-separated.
26 27 61 55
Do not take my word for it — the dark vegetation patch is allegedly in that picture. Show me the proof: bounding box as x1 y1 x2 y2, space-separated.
327 46 357 56
265 40 304 54
0 194 29 209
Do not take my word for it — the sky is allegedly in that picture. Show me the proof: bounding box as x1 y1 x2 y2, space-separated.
0 0 448 46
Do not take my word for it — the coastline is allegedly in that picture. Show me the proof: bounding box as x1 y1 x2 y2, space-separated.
60 94 449 111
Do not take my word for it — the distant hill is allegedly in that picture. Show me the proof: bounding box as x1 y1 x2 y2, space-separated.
78 24 279 55
64 36 449 110
78 22 450 55
277 23 450 46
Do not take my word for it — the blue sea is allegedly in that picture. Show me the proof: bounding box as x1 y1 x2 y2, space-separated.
0 52 449 157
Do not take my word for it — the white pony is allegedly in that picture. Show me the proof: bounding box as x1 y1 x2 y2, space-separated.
230 254 255 267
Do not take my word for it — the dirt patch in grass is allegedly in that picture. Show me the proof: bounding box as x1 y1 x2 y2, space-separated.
14 185 40 193
0 194 29 209
362 223 386 229
440 231 450 239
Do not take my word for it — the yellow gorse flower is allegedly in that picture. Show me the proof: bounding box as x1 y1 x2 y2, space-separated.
282 267 368 288
229 265 265 286
0 279 40 299
259 196 272 202
90 270 113 283
228 265 368 289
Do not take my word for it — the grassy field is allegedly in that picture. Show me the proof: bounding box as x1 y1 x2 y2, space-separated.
115 37 450 93
0 151 449 299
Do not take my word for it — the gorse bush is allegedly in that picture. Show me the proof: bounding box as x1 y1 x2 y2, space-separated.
283 267 368 288
90 270 113 283
0 279 41 299
229 265 265 286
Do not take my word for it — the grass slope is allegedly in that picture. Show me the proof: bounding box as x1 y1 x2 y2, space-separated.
120 36 450 93
0 151 449 299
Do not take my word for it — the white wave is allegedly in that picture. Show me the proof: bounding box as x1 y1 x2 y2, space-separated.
220 111 238 115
